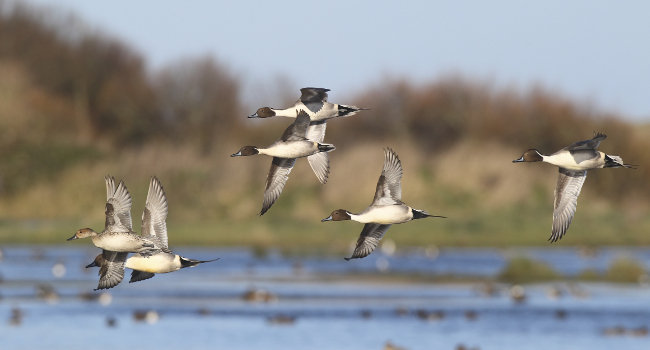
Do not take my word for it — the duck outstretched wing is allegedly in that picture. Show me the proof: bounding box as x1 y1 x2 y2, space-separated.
345 224 392 260
566 133 606 151
95 250 127 290
371 148 403 206
104 176 133 232
550 168 587 242
261 157 296 215
141 176 169 250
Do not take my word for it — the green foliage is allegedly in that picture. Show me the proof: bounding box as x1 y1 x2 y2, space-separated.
0 142 102 195
576 269 601 281
606 257 646 283
498 256 559 284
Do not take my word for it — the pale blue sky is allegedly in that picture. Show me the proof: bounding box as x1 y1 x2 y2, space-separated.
26 0 650 120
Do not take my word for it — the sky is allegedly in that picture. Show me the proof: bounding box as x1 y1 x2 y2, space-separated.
24 0 650 120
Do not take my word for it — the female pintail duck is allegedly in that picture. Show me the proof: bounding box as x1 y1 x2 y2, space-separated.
86 177 219 290
513 132 634 242
67 176 156 254
249 88 367 184
232 110 336 215
322 148 445 260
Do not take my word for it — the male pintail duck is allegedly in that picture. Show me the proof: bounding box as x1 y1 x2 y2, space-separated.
68 176 156 255
86 177 218 290
513 132 634 242
322 148 445 260
249 88 367 184
249 87 367 121
232 109 336 215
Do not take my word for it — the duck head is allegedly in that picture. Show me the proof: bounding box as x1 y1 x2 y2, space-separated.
321 209 351 222
231 146 259 157
513 149 543 163
249 107 276 118
67 228 98 241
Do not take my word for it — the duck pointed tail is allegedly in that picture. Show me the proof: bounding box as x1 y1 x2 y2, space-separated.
180 256 220 269
412 209 446 220
605 155 636 169
317 143 336 153
337 105 369 118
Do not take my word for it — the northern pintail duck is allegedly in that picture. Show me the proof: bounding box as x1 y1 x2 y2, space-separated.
232 109 336 215
67 176 156 254
249 88 367 184
322 148 445 260
513 132 634 242
249 87 366 121
86 177 219 290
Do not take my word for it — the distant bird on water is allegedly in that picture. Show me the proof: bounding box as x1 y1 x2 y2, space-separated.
86 177 219 290
322 148 445 260
513 132 634 242
249 87 366 184
232 109 335 215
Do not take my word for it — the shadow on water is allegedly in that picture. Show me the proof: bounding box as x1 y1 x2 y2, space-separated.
1 246 650 350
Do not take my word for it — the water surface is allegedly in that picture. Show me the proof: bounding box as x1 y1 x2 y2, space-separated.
1 246 649 350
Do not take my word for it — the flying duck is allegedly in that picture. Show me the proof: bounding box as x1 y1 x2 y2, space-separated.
232 109 335 215
249 88 366 184
513 132 634 242
322 148 445 260
68 176 156 255
86 177 219 290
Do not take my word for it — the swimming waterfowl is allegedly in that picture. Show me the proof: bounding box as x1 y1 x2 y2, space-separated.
232 109 336 215
86 177 219 290
67 176 156 254
322 148 445 260
513 132 634 242
249 88 367 184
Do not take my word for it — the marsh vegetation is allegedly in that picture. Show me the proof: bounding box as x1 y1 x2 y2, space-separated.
1 3 649 253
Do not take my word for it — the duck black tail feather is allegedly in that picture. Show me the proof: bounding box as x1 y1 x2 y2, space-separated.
180 257 220 269
337 105 369 117
412 209 446 220
318 143 336 152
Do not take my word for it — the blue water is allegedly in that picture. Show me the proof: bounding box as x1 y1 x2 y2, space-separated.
1 246 650 350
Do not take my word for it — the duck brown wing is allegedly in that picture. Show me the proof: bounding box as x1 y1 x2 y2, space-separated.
104 176 133 232
280 110 311 141
345 224 392 260
261 157 296 215
130 270 155 283
141 177 169 250
371 148 403 206
95 250 127 290
550 168 587 242
565 133 607 151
